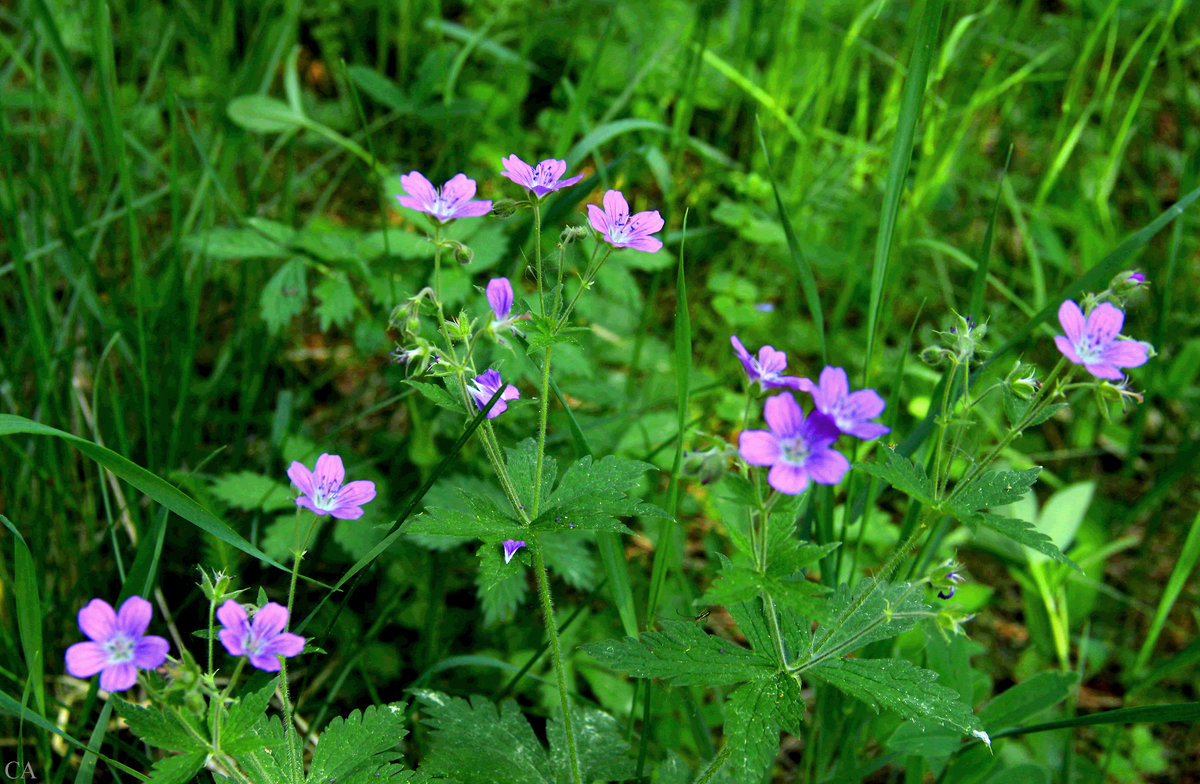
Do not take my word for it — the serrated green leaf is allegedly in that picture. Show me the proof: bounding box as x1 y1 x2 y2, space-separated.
702 557 831 622
307 703 411 782
810 657 987 742
112 698 207 753
947 467 1041 514
404 379 464 413
722 672 805 781
211 472 294 513
856 447 936 506
886 720 963 758
414 691 554 784
260 258 308 334
504 439 557 513
540 533 597 590
548 706 636 784
145 751 207 784
219 678 278 753
534 454 667 534
805 580 930 664
1003 388 1066 429
409 488 524 539
228 713 288 783
963 512 1081 572
184 227 289 259
979 671 1079 731
581 620 772 686
313 275 360 332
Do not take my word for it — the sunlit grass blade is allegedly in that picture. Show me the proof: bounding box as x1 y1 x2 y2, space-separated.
988 702 1200 741
0 516 45 721
73 699 113 784
863 0 945 385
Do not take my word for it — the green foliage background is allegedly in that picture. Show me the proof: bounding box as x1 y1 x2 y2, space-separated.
2 0 1198 780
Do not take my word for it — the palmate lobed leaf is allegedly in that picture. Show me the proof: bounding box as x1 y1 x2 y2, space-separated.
809 657 989 745
806 580 932 663
210 471 295 513
580 620 773 687
533 453 668 534
548 705 637 784
145 751 207 784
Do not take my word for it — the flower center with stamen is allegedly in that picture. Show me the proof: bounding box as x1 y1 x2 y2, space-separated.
1075 334 1103 363
104 634 135 664
312 478 342 511
533 164 551 186
780 437 810 466
608 211 631 241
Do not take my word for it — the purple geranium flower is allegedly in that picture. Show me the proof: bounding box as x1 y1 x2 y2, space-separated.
502 539 527 563
797 366 889 440
1053 300 1151 381
65 596 169 692
469 369 519 419
487 278 513 322
396 171 492 223
730 336 803 390
500 155 583 198
738 393 850 495
217 600 305 672
287 453 377 520
587 190 664 253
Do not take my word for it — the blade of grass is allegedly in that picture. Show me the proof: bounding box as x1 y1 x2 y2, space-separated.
1131 510 1200 673
968 145 1013 319
1 516 44 717
863 0 945 385
0 415 291 573
757 119 826 364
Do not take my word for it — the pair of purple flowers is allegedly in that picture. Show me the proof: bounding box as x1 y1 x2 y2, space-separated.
396 155 664 253
65 596 305 692
732 337 889 495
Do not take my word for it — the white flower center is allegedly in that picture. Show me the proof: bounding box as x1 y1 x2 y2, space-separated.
532 163 553 186
608 211 631 241
1074 334 1105 363
104 634 136 664
780 436 809 466
312 478 342 511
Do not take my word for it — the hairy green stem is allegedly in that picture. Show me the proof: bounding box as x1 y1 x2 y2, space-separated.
531 535 582 784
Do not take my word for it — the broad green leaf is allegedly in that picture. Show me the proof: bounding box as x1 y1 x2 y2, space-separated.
112 698 207 754
184 227 289 259
979 671 1079 731
947 468 1041 514
347 65 413 112
307 703 411 782
580 621 772 686
227 94 306 133
313 274 360 332
548 706 636 784
722 672 805 781
210 472 294 513
145 751 206 784
1028 481 1094 565
259 258 308 334
809 657 988 743
963 513 1081 572
856 447 936 506
0 415 289 572
414 691 554 784
702 548 832 622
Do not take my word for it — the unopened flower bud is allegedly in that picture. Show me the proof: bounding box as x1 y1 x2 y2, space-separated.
489 198 525 218
559 225 589 245
199 568 235 604
1005 361 1039 400
681 445 734 485
1110 269 1148 302
921 346 951 366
